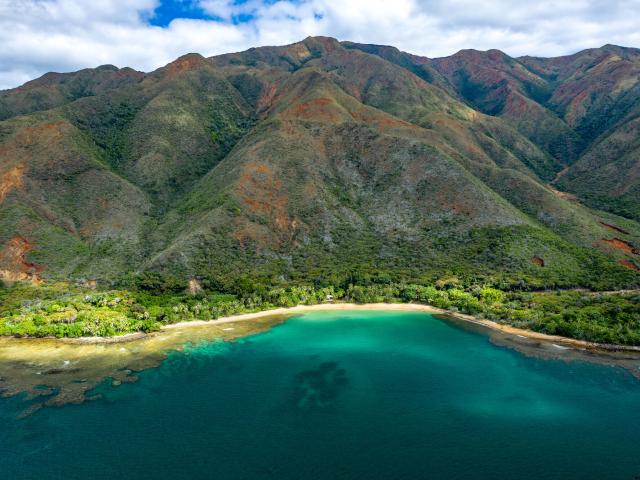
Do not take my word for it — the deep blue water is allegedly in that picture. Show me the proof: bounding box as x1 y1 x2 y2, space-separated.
2 311 640 479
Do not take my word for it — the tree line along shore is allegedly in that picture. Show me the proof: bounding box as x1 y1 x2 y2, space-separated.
1 276 639 346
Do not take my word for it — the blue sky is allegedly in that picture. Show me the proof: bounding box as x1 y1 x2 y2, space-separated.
147 0 261 26
1 0 639 90
148 0 216 26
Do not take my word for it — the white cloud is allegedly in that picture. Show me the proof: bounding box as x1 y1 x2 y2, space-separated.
1 0 639 90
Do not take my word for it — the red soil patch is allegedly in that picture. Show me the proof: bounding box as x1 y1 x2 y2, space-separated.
618 259 640 271
113 68 144 81
0 236 44 284
233 220 269 249
13 121 66 148
430 186 479 218
372 114 418 131
0 165 25 204
0 122 64 158
531 256 545 267
312 36 340 51
599 222 630 235
564 89 590 126
547 185 578 201
342 83 363 102
449 202 475 217
350 105 418 132
287 97 345 123
503 89 530 116
236 162 295 247
602 238 639 255
256 83 277 112
79 225 96 237
164 54 206 76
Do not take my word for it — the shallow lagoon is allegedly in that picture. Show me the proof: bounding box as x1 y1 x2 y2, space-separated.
2 310 640 479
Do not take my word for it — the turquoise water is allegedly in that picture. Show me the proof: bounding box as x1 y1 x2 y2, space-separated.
2 310 640 479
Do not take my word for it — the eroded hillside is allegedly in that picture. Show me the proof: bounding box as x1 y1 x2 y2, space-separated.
1 37 639 288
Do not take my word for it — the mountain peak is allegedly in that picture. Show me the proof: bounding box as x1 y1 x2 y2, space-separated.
95 64 119 71
303 35 340 44
301 35 341 52
447 48 509 61
166 52 207 68
156 53 209 77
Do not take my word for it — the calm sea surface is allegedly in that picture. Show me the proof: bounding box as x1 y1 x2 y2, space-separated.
2 310 640 479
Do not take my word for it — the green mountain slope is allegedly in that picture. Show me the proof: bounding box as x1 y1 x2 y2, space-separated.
0 65 144 121
0 37 638 289
348 41 640 221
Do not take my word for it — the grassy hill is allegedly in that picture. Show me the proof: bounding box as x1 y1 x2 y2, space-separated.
347 41 640 221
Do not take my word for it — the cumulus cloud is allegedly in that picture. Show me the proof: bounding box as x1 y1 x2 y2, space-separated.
1 0 639 89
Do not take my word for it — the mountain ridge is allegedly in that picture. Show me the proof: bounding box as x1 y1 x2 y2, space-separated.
1 37 639 289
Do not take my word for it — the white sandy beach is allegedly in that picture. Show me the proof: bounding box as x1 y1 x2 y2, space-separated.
158 302 640 351
40 302 640 352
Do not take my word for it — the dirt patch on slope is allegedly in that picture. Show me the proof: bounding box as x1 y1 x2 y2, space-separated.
0 164 24 203
531 256 545 267
256 83 278 112
0 236 44 284
238 162 289 224
286 97 347 123
235 161 299 248
547 185 578 201
14 121 65 147
602 238 639 255
618 259 640 272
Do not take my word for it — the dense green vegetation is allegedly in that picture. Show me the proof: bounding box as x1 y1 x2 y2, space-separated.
1 280 638 346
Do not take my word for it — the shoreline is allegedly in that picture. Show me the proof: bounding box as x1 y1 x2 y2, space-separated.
54 302 640 353
3 302 639 414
